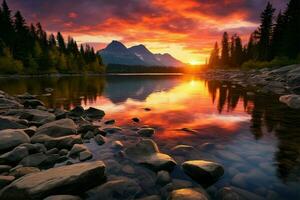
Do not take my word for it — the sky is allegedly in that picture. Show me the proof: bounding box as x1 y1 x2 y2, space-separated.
7 0 288 64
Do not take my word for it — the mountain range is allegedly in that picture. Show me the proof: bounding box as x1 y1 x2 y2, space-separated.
98 41 184 67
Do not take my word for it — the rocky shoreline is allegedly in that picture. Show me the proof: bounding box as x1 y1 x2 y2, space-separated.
201 64 300 109
0 64 299 200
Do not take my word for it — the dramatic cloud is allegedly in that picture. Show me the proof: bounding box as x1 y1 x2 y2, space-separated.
7 0 288 64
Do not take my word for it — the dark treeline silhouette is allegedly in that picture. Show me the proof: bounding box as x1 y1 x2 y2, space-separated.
209 0 300 69
0 0 104 74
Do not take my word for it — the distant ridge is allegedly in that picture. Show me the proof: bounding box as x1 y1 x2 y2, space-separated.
98 41 184 67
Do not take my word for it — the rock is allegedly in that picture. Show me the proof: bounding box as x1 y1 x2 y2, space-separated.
112 141 124 149
69 144 88 157
12 109 56 124
23 126 37 137
0 165 11 173
0 116 27 130
0 176 15 189
86 178 141 200
44 88 54 93
144 108 151 111
31 134 82 150
0 161 106 200
182 160 224 187
216 187 242 200
122 165 135 174
19 153 48 167
104 119 115 125
156 170 171 186
46 148 59 155
0 146 29 164
137 128 155 137
85 107 105 119
0 129 30 152
168 188 208 200
94 134 105 145
279 95 300 109
9 167 40 178
0 97 22 109
20 143 47 154
35 118 77 137
125 139 176 171
44 195 82 200
17 93 36 100
103 127 122 134
78 124 98 134
199 143 215 151
59 149 68 156
83 131 94 140
171 145 195 154
181 128 199 134
132 117 140 123
23 99 45 109
79 150 93 162
172 179 193 190
69 106 85 117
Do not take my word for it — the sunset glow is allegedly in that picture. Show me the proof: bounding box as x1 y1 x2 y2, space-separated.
8 0 288 63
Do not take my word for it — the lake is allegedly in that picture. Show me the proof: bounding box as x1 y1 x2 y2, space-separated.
1 75 300 199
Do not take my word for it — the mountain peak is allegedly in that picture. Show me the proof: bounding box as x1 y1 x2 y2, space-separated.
105 40 127 52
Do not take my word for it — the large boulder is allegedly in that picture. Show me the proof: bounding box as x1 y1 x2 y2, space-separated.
86 178 141 200
0 161 106 200
279 95 300 109
182 160 224 187
0 129 30 152
6 109 55 124
168 188 208 200
125 139 176 171
0 116 27 130
35 119 77 137
85 107 105 119
0 98 22 109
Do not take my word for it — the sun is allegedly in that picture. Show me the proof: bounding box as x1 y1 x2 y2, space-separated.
189 60 201 66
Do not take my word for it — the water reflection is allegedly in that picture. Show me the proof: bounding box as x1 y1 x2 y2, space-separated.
1 75 300 198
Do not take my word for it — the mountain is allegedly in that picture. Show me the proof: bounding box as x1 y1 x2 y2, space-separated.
98 41 184 67
98 41 146 66
155 53 184 67
128 45 161 66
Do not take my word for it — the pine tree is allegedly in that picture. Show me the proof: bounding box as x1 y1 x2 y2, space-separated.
257 2 275 60
0 0 14 46
234 36 243 66
14 11 30 61
270 12 285 58
209 42 220 67
48 34 56 47
221 32 230 67
57 32 66 52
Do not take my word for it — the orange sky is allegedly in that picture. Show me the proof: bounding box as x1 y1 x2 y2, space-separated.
9 0 287 64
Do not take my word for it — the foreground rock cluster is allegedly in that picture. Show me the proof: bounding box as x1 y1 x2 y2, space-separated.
0 90 231 200
202 64 300 109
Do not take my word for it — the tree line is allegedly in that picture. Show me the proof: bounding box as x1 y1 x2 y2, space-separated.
0 0 105 74
209 0 300 69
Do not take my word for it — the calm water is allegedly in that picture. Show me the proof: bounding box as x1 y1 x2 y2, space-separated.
1 75 300 199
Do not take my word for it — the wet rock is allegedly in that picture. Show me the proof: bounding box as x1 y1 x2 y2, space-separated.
0 175 15 189
182 160 224 187
23 99 45 109
0 161 106 200
181 128 199 134
9 167 40 178
35 118 77 137
44 88 54 93
171 145 195 154
44 195 82 200
17 93 36 100
216 187 242 200
172 179 193 190
19 152 48 167
69 106 85 117
279 95 300 109
168 188 208 200
0 116 27 130
32 134 82 150
0 146 29 164
86 178 141 200
46 148 59 155
20 143 47 154
112 141 124 149
199 143 215 151
79 150 93 162
0 165 11 173
11 109 56 124
85 107 105 119
104 119 115 125
156 170 171 186
94 134 105 145
230 186 265 200
0 129 30 152
137 128 155 137
59 149 69 156
103 127 122 134
23 126 37 137
0 97 23 109
78 124 98 134
132 117 140 123
83 131 94 140
69 144 88 157
122 165 135 174
125 139 176 171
